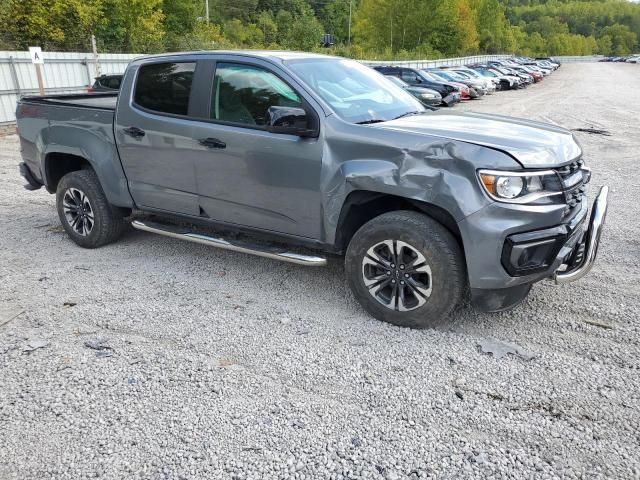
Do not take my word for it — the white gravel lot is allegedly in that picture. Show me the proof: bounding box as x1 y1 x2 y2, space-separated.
1 62 639 480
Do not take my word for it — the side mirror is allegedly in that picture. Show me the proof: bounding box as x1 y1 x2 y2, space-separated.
266 106 316 137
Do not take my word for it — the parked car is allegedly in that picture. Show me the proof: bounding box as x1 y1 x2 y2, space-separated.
373 66 461 106
471 66 519 90
535 57 561 68
419 70 472 99
428 69 486 98
87 74 123 92
385 75 442 107
511 66 543 82
535 60 559 71
17 51 608 329
626 55 640 64
444 67 497 93
490 64 534 85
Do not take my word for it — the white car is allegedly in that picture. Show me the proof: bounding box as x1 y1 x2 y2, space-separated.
447 67 496 94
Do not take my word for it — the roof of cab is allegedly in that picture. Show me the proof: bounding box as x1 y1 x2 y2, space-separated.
133 50 338 63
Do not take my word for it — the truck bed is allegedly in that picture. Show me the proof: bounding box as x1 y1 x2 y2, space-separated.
19 93 118 110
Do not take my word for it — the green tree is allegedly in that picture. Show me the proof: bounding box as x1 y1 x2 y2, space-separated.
223 18 263 47
283 12 324 49
601 24 637 55
256 11 279 45
175 21 232 50
474 0 513 53
597 33 613 55
321 0 354 43
0 0 103 50
163 0 198 49
96 0 165 52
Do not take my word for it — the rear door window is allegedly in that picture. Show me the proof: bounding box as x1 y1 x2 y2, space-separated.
134 62 196 116
211 63 302 126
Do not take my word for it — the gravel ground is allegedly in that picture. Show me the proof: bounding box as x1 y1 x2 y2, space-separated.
1 63 639 480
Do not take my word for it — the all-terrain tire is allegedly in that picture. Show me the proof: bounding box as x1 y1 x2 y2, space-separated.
56 169 126 248
345 210 466 329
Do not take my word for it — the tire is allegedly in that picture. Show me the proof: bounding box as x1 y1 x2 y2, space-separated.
56 169 126 248
345 211 466 329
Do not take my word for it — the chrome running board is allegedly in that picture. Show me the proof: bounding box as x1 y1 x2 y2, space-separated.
131 220 327 267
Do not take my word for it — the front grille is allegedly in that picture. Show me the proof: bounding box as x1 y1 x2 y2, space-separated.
555 159 589 217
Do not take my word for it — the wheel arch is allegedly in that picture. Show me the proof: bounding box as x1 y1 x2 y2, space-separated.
43 152 92 193
334 190 463 254
41 146 134 208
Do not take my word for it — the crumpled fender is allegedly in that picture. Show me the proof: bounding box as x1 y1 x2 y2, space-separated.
319 117 521 245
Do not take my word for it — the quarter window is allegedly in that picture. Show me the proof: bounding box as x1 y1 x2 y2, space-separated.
211 63 302 126
134 62 196 115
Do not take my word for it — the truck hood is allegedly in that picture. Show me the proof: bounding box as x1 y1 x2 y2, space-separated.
375 110 582 167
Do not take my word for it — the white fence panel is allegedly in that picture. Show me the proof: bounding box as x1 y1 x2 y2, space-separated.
360 55 511 68
0 50 139 123
553 55 604 63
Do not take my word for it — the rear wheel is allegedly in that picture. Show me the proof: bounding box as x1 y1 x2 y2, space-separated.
56 169 126 248
345 211 466 329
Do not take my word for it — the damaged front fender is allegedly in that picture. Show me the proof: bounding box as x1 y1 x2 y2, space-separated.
320 116 521 245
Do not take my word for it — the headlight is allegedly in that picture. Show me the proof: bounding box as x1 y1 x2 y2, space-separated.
420 93 436 99
478 169 563 204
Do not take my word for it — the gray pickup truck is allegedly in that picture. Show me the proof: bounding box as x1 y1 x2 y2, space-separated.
16 51 609 328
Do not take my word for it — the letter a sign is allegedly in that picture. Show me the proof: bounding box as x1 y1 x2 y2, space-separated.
29 47 44 64
29 46 45 95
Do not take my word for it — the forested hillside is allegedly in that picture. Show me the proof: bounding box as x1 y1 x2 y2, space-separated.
1 0 638 58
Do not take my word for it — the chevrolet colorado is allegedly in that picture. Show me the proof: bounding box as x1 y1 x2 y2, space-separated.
16 51 609 328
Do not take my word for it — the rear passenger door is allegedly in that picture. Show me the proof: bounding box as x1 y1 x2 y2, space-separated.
115 58 202 216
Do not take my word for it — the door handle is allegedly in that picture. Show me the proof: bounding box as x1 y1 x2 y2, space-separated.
123 126 145 138
199 137 226 149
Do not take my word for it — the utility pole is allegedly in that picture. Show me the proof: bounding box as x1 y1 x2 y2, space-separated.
91 34 101 77
205 0 209 23
348 0 352 46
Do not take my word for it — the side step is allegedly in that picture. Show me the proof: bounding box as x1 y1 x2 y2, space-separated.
131 219 327 267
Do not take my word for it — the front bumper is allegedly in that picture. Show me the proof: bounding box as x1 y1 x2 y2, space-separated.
461 185 609 312
442 92 461 106
554 186 609 284
420 96 443 107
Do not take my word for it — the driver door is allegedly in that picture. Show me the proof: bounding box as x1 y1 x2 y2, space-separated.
190 60 324 239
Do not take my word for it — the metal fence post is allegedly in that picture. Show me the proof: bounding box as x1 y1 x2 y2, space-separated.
8 56 21 95
82 59 92 86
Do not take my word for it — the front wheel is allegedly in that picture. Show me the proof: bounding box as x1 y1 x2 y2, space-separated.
345 211 466 329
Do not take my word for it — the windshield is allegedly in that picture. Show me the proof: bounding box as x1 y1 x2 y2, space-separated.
386 75 409 88
287 58 424 124
479 69 496 77
422 70 446 83
458 69 479 78
433 70 460 82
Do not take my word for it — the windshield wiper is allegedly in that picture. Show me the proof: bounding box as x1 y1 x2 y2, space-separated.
392 111 424 120
355 119 386 125
356 111 425 125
